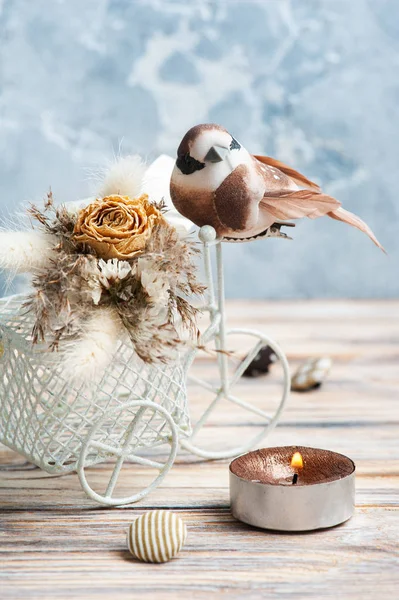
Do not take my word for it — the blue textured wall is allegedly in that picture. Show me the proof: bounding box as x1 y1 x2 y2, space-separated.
0 0 397 298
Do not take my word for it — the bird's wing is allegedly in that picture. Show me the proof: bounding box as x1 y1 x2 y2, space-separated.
260 189 385 251
254 155 321 191
214 164 260 232
260 189 340 220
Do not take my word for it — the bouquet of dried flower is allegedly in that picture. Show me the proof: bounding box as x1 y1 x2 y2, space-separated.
0 156 205 380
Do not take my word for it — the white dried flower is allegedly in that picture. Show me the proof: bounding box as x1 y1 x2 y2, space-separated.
74 257 103 306
98 258 132 288
78 258 132 305
137 257 170 305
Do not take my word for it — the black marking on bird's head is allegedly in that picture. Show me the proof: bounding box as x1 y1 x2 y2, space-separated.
229 137 241 151
176 152 205 175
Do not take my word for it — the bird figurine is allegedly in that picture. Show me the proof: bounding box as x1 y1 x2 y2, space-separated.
170 123 384 250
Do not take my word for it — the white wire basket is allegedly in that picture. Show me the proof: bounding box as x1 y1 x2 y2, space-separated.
0 226 291 506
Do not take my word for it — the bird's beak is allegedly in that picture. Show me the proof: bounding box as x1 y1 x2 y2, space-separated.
204 145 230 163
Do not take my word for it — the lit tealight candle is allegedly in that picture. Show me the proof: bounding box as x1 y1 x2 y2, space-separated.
290 451 303 485
229 446 355 532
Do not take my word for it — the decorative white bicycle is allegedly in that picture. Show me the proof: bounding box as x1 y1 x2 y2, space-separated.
0 226 290 506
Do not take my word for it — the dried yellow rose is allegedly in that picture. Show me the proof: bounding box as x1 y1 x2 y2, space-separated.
73 194 162 260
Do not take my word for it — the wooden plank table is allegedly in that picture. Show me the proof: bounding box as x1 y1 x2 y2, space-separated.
1 300 398 599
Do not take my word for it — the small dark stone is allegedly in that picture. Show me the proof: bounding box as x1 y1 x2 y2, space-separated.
242 345 277 377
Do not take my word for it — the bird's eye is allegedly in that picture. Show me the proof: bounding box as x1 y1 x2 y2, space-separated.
176 153 205 175
230 137 241 151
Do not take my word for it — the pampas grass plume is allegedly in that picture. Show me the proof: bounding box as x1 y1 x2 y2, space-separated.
62 307 123 383
0 231 57 274
97 155 146 198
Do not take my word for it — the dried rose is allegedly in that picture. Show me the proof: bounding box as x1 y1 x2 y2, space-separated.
73 194 162 260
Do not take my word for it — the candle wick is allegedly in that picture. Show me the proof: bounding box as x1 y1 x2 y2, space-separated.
292 473 298 485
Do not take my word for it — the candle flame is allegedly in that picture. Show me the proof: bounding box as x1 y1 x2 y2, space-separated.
291 452 303 470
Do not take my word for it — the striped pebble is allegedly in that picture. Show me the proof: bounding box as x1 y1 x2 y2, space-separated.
127 510 187 563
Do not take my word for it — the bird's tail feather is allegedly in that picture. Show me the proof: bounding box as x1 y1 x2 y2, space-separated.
328 207 385 253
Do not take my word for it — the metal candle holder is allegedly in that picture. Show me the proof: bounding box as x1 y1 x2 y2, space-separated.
230 446 356 532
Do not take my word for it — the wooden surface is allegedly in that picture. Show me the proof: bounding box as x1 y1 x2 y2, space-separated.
1 300 398 599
